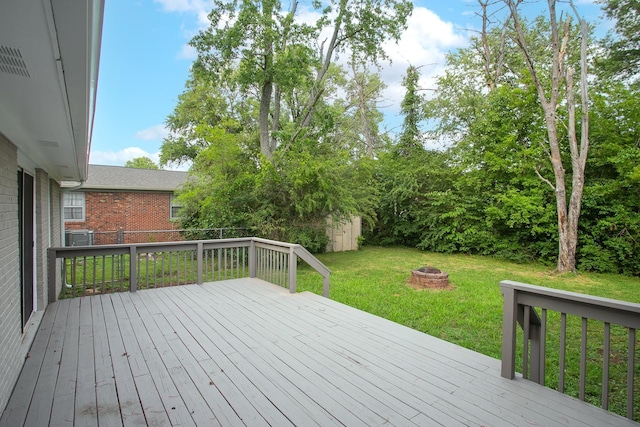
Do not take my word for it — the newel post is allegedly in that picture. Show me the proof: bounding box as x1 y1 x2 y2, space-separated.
500 282 518 379
248 239 256 278
197 241 203 284
288 246 297 294
48 248 57 303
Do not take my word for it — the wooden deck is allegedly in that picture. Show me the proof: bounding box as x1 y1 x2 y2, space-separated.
1 278 636 426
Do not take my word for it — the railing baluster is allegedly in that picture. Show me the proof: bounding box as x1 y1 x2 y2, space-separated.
580 317 587 401
217 248 221 280
540 308 546 386
92 256 97 294
183 250 187 285
110 255 114 293
628 328 636 420
153 253 158 288
160 252 165 287
130 246 137 292
82 256 87 295
523 305 530 379
136 253 141 289
603 322 610 410
101 255 106 295
224 247 228 279
169 251 173 286
69 258 75 297
559 312 567 393
145 253 149 289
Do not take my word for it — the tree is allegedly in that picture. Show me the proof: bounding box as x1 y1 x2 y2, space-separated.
422 2 596 269
597 0 640 81
367 65 455 247
125 156 159 170
190 0 412 160
344 63 387 158
397 65 425 154
506 0 590 273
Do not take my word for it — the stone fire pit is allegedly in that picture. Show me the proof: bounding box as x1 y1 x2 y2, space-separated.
409 266 451 290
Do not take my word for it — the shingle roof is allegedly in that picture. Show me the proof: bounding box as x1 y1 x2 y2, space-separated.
78 164 188 192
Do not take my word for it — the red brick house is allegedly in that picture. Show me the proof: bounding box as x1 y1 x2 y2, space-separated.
64 165 188 244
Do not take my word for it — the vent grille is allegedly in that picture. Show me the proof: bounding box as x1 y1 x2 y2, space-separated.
39 140 60 148
0 45 30 77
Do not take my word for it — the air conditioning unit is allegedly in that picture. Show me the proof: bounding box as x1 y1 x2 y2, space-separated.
65 230 94 246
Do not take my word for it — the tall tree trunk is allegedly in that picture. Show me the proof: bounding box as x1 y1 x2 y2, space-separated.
352 63 375 157
259 79 273 158
259 0 275 159
507 0 589 273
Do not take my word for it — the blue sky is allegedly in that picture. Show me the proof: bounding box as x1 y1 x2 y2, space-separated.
90 0 605 170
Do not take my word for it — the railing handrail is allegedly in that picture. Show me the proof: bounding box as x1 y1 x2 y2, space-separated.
501 280 640 328
500 279 639 421
48 237 331 300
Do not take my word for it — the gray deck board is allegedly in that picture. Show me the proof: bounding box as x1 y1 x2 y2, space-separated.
1 278 638 427
50 298 80 427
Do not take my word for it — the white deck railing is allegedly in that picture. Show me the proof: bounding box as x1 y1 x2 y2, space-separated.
500 280 640 421
48 237 330 301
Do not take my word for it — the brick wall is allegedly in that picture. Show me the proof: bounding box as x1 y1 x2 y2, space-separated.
65 191 180 244
0 134 22 413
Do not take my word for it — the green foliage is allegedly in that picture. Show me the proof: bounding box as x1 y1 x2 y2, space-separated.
368 10 640 275
577 81 640 275
175 124 378 253
124 156 159 170
597 0 640 82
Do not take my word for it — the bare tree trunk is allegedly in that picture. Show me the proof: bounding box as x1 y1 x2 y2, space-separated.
285 0 345 150
259 0 275 159
507 0 589 273
352 63 375 157
478 0 508 92
259 79 273 158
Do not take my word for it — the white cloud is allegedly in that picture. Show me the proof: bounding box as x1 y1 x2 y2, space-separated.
378 7 468 128
90 147 158 165
154 0 211 14
134 124 170 141
89 147 190 171
178 43 198 60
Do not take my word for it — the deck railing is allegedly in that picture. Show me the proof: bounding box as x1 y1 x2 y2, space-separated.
48 237 330 301
500 280 640 421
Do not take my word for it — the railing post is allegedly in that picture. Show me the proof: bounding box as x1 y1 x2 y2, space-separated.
248 239 256 278
197 241 203 284
529 321 542 383
323 275 330 298
48 248 57 303
501 283 517 379
288 246 297 293
129 245 137 292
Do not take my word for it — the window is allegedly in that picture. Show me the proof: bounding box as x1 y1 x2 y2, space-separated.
170 194 182 220
63 192 85 221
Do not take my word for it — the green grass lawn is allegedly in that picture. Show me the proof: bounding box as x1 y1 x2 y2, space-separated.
296 246 640 419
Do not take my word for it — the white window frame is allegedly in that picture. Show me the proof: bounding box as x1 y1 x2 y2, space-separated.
63 191 85 222
170 194 182 220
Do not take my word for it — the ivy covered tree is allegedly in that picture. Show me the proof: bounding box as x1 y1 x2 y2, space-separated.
367 65 453 247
